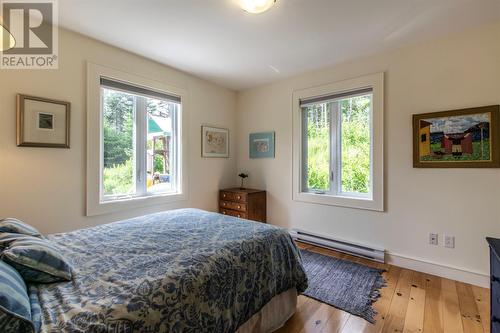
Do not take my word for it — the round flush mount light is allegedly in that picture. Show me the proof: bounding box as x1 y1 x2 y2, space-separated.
240 0 277 14
0 24 16 51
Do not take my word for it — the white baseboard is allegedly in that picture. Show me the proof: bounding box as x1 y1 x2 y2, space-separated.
387 252 489 288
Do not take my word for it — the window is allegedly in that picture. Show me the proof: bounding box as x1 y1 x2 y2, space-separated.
101 78 180 201
301 89 372 197
87 63 187 216
293 73 384 211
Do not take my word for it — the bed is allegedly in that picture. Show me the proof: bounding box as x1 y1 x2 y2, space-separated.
28 208 308 332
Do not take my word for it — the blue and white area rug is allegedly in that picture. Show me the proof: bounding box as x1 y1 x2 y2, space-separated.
300 249 386 323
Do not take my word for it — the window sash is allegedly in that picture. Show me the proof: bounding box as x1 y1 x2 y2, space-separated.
100 86 180 202
301 94 373 199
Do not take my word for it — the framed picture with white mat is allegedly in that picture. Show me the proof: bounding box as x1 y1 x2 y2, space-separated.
17 94 70 148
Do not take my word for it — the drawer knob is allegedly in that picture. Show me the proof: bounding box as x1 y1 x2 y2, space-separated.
222 212 226 215
237 205 241 209
237 196 241 200
223 194 226 198
222 202 226 206
237 215 241 218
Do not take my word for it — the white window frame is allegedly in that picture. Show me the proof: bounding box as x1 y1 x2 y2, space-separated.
292 72 384 211
87 63 189 216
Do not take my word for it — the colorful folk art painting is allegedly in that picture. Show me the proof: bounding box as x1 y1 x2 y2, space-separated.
419 113 490 161
413 105 500 168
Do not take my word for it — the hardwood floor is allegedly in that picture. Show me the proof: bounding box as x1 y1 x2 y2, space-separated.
276 242 490 333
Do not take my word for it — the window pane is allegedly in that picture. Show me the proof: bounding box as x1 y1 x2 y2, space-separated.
303 103 330 192
102 88 136 197
340 94 371 194
146 98 177 194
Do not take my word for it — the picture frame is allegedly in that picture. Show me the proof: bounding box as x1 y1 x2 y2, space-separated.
201 125 229 158
413 105 500 168
17 94 71 148
249 131 275 159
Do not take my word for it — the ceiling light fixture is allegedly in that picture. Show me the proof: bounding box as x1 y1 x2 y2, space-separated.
240 0 277 14
0 24 16 51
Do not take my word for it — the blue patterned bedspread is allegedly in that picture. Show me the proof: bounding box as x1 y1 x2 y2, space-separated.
29 208 308 333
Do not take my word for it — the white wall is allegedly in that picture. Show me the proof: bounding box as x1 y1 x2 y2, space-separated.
0 29 237 233
236 22 500 285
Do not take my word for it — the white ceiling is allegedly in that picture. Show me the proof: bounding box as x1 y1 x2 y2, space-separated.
59 0 500 90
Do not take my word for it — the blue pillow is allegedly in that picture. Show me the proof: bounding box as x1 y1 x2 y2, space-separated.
0 261 34 333
0 218 43 238
2 236 72 283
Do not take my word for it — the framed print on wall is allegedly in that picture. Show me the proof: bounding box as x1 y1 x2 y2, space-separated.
249 131 275 158
413 105 500 168
201 126 229 158
17 94 71 148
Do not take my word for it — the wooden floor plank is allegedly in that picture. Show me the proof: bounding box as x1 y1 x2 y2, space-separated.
471 285 490 333
275 296 322 333
423 272 442 290
298 242 315 251
292 243 488 333
381 269 413 333
297 303 334 333
409 270 427 290
295 302 349 333
403 286 426 333
456 282 485 333
319 308 350 333
423 273 444 333
441 279 465 333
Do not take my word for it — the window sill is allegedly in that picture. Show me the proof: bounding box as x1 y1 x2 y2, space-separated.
87 191 187 216
101 191 180 203
293 191 383 212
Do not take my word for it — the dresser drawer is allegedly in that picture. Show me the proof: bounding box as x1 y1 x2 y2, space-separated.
220 191 247 203
220 208 247 219
220 200 247 212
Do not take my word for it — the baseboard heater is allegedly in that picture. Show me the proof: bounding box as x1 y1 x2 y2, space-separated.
290 229 386 263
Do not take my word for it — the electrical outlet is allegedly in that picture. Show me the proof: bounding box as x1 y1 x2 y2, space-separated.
444 235 455 248
429 233 438 245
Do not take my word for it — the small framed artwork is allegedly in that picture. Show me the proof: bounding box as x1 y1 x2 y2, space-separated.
201 126 229 158
413 105 500 168
17 94 71 148
250 132 275 159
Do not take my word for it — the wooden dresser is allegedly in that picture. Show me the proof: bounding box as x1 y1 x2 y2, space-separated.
219 188 266 222
487 237 500 333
